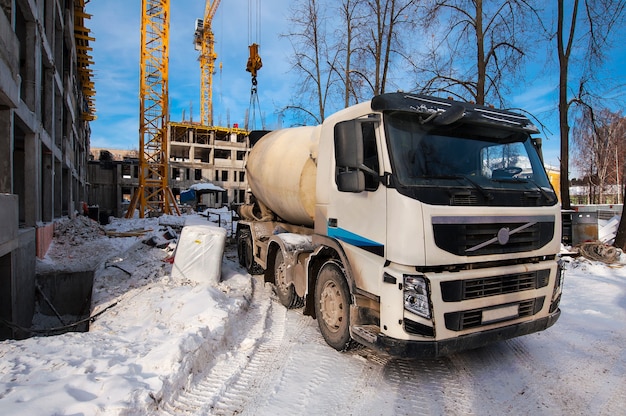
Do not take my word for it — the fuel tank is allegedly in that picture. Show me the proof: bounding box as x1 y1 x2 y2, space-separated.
245 126 319 226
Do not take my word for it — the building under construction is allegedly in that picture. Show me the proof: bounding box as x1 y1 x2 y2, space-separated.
0 1 95 339
88 0 258 219
88 123 251 219
1 0 259 340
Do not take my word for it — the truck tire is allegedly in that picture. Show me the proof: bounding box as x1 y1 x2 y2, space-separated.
237 227 263 275
314 261 352 351
273 249 303 309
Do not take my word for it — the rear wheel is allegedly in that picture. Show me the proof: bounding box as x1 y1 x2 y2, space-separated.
314 261 352 351
273 249 303 308
237 227 263 275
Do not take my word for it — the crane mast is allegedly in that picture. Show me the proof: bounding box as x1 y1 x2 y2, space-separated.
194 0 221 126
126 0 179 218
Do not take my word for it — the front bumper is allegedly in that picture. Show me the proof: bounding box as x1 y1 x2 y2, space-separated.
358 309 560 358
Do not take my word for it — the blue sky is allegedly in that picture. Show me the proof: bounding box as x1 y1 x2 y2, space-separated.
86 1 626 172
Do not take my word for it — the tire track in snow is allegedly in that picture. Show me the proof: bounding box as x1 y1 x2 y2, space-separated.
380 357 464 415
212 293 314 415
246 331 384 415
159 276 312 415
450 338 559 415
157 276 276 415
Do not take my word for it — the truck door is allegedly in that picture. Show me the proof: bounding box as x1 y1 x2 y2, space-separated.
330 118 387 293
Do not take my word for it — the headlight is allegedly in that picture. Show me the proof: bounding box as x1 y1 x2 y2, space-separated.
404 275 431 319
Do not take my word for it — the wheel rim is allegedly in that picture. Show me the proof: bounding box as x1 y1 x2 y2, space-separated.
275 258 288 294
319 280 344 332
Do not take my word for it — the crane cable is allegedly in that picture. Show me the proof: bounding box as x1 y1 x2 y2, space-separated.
248 0 261 46
246 0 264 130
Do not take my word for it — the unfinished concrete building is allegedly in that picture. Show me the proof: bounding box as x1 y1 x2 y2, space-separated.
168 122 249 208
88 123 251 218
0 0 94 339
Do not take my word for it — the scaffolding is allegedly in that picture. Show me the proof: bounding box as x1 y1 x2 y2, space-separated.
74 0 96 121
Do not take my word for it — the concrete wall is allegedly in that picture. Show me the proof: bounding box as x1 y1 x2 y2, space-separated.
0 195 35 340
87 161 120 218
0 194 18 255
0 1 93 339
13 228 36 339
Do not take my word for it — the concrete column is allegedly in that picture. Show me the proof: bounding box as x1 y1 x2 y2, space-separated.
21 21 38 112
62 167 69 216
54 158 61 217
0 109 13 193
116 164 122 217
41 68 53 134
41 147 53 222
188 144 195 163
22 131 40 226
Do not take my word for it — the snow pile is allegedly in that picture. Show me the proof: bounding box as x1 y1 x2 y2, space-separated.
1 214 252 415
52 215 107 244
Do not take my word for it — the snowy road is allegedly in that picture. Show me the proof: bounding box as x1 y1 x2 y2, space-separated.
2 216 624 415
158 261 626 416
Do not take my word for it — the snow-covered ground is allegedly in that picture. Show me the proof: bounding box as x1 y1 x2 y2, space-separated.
0 212 625 415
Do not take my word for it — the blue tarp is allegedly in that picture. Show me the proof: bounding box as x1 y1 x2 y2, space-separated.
180 189 196 203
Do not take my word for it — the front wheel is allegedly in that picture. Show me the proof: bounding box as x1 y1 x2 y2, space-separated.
314 261 352 351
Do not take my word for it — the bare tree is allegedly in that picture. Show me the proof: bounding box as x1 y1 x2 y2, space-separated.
284 0 420 122
359 0 420 96
609 114 626 250
418 0 541 106
572 108 624 204
616 172 626 250
328 0 367 107
556 0 626 210
284 0 339 124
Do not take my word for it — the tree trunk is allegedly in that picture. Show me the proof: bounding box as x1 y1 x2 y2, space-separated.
557 0 577 210
475 0 486 105
614 173 626 250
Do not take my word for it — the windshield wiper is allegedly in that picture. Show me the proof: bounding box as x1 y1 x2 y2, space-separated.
491 176 557 203
420 174 493 200
526 178 558 203
460 174 493 200
491 177 527 183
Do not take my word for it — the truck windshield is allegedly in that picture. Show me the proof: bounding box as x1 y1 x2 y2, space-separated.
384 111 557 206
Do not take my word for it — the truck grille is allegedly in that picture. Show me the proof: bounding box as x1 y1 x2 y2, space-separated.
432 218 554 256
444 297 544 331
440 269 550 302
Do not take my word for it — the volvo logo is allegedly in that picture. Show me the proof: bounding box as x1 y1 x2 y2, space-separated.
466 222 537 253
497 227 510 245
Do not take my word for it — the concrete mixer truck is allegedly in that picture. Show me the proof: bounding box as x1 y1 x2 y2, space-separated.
236 92 563 357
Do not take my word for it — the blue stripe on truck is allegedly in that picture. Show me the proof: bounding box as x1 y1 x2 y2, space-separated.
327 227 384 256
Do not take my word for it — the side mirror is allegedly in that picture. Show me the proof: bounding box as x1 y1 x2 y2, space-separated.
336 171 365 193
334 120 364 168
334 120 365 192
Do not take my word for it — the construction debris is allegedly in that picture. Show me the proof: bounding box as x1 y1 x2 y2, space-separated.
576 241 622 264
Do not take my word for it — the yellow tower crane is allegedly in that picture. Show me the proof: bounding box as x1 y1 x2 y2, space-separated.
126 0 180 218
194 0 221 126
